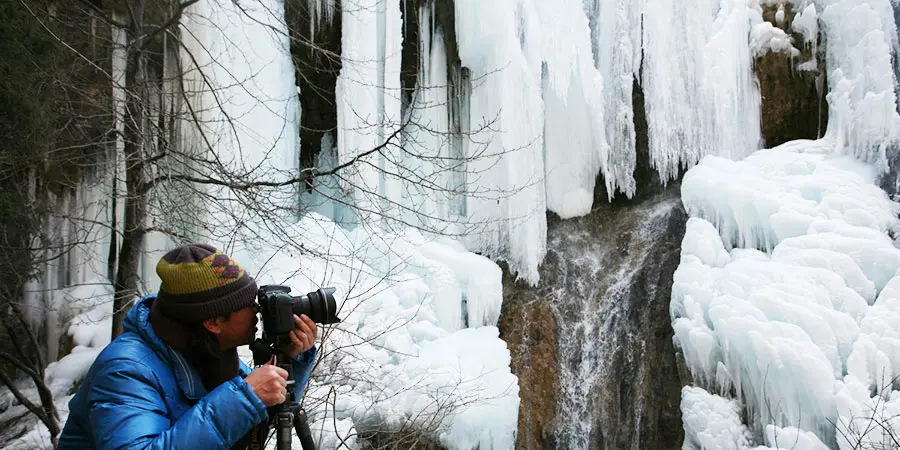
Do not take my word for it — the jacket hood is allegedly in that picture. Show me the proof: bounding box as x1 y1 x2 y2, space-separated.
123 295 212 400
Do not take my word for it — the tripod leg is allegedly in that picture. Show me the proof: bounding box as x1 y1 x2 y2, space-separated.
294 409 318 450
275 410 294 450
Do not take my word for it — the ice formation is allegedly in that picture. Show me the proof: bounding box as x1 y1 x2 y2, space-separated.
672 1 900 448
237 215 518 450
818 0 900 174
675 144 900 448
314 0 771 284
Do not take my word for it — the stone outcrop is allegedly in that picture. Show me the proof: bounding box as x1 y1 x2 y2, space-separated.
499 185 687 450
498 284 559 450
757 3 828 148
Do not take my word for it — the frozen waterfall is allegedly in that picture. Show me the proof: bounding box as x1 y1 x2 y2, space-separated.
15 0 900 448
674 1 900 449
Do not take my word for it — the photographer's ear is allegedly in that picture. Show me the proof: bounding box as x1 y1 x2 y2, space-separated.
202 316 226 335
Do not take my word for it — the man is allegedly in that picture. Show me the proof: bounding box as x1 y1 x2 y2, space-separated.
58 244 318 449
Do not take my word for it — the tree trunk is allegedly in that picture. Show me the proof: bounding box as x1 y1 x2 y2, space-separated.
111 186 145 337
111 9 148 338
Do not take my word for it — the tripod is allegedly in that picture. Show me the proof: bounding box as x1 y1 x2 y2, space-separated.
249 343 317 450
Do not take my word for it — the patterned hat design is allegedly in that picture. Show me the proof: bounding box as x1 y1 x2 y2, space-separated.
155 243 258 322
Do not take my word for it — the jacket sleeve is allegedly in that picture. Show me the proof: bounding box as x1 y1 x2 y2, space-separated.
291 345 317 399
88 358 267 450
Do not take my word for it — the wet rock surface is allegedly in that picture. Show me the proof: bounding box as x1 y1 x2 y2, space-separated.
500 185 687 450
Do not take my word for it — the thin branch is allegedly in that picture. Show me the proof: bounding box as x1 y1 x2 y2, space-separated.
0 369 42 420
138 0 201 52
0 350 39 379
18 0 115 83
144 119 408 193
73 0 129 28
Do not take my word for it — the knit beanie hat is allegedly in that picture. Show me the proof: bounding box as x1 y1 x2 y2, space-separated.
155 243 258 323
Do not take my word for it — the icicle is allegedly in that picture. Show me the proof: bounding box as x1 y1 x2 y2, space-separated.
309 0 336 36
400 5 455 230
537 0 623 213
335 0 403 226
454 0 547 284
593 0 644 199
641 0 761 184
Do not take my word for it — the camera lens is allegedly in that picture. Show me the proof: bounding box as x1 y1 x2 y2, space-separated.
293 287 340 324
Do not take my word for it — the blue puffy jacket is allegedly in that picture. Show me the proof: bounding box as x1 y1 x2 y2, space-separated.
58 295 316 450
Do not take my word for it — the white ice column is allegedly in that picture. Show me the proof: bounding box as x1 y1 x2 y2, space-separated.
537 0 616 215
336 0 403 227
454 0 547 284
401 8 454 230
592 0 644 199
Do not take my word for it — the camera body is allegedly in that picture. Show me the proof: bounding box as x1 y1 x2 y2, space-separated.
258 285 298 335
257 284 341 333
252 285 340 365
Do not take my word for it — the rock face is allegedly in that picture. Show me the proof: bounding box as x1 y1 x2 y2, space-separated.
499 186 687 450
284 0 342 173
498 284 560 450
756 3 828 148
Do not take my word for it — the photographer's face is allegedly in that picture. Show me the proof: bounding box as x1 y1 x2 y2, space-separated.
204 304 259 349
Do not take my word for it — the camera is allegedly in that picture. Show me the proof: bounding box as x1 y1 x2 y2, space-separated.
251 285 340 366
257 284 341 332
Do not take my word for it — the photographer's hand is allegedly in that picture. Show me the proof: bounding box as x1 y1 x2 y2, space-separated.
245 357 289 406
286 314 317 360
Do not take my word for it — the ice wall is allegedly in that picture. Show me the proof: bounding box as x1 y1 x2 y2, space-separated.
24 173 117 361
325 0 770 283
672 1 900 447
675 143 900 448
397 7 454 231
768 0 900 183
29 0 303 345
452 0 548 284
535 0 614 210
44 0 900 334
28 0 304 325
589 0 643 199
177 0 302 264
642 0 763 182
179 0 299 171
234 216 516 450
25 13 125 359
